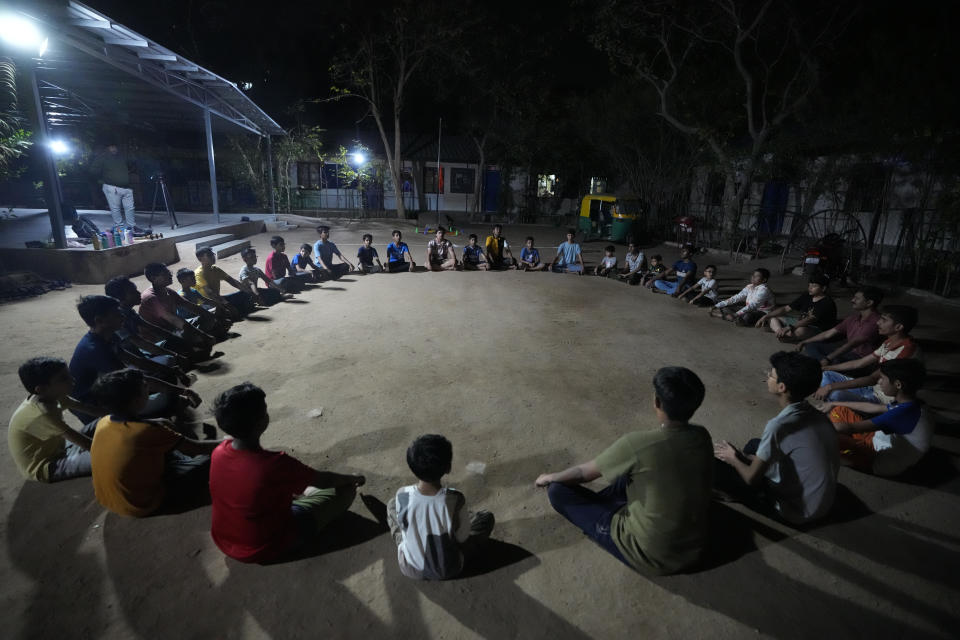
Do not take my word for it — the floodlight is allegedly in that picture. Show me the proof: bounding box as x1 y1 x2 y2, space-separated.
48 139 69 155
0 14 45 54
351 152 365 165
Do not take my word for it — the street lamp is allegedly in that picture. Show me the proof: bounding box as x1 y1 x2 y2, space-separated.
351 152 365 165
48 139 70 155
0 13 47 56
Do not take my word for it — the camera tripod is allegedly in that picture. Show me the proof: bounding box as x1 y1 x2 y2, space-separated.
149 174 179 230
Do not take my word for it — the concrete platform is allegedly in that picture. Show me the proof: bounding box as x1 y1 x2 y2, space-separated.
0 209 269 283
210 238 250 259
192 234 236 250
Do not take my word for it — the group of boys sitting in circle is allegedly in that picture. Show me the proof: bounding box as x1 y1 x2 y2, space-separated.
6 222 931 578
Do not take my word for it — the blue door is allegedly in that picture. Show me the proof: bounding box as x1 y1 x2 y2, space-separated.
759 180 789 234
483 169 500 212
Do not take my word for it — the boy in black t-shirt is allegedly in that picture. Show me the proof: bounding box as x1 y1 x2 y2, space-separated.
757 273 837 342
357 234 384 274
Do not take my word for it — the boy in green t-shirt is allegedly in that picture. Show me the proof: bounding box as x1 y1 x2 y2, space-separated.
535 367 713 575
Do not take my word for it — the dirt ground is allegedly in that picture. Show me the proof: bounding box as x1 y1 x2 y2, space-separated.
1 217 958 639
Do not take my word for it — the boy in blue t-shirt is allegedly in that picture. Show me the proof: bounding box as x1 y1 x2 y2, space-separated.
652 246 697 295
825 358 930 476
386 229 416 273
462 234 490 271
291 244 323 281
549 229 584 274
357 234 384 274
519 236 546 271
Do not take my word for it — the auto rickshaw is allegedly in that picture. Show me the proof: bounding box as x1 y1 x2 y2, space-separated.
577 194 642 242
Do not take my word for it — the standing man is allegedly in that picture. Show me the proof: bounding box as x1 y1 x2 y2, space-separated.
90 143 137 230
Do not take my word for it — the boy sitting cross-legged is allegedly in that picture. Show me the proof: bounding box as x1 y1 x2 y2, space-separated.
210 383 365 563
291 244 324 281
357 234 385 273
389 434 495 579
535 367 713 575
8 357 100 482
176 268 235 322
386 230 416 273
462 234 490 271
714 351 839 524
824 358 932 477
90 369 219 517
195 247 256 317
239 247 291 306
264 236 307 293
518 236 546 271
142 263 230 342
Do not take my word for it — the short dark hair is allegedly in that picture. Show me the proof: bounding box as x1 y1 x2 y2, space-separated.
240 247 257 260
176 267 195 283
196 246 215 260
566 228 576 236
857 286 884 308
270 236 284 247
299 243 312 253
769 351 821 401
406 434 453 483
881 305 918 334
754 268 771 281
144 262 168 280
362 233 373 242
469 233 478 241
18 357 67 392
809 272 830 287
525 236 534 242
651 254 662 261
77 295 120 327
493 224 503 231
879 358 926 396
605 245 615 253
214 382 267 439
91 368 145 413
392 229 402 237
653 366 705 422
317 225 330 234
104 276 134 300
705 264 717 272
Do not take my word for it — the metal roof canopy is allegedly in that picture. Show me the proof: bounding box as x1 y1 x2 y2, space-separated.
13 0 283 246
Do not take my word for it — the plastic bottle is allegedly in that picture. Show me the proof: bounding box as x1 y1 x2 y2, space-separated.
104 231 115 248
124 228 134 245
113 228 123 247
91 233 101 250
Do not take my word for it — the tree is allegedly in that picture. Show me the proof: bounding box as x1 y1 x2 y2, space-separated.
272 125 324 213
327 0 462 219
592 0 853 248
0 58 33 179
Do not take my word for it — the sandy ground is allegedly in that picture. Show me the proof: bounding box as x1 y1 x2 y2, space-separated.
1 217 958 639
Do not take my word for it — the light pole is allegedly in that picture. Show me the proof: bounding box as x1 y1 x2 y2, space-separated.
1 12 66 248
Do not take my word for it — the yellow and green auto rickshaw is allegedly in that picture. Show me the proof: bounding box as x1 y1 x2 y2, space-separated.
577 194 643 242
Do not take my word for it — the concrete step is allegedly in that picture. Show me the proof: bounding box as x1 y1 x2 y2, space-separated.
211 238 250 259
192 233 235 250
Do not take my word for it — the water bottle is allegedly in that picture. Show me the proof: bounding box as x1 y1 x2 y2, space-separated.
91 233 102 250
124 228 134 245
104 231 115 248
113 228 123 247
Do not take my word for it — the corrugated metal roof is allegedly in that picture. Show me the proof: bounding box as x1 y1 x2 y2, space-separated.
17 1 284 136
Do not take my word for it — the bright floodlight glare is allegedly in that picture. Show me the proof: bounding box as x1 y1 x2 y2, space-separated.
352 152 365 165
0 14 44 50
48 139 69 155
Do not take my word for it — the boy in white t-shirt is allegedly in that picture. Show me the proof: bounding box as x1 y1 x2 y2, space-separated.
595 245 618 277
618 241 646 284
388 434 494 579
680 265 719 307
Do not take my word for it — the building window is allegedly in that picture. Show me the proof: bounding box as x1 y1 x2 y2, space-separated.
843 164 884 213
538 174 558 197
450 168 475 194
297 162 322 189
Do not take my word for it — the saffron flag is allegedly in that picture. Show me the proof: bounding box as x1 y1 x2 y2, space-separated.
437 166 444 193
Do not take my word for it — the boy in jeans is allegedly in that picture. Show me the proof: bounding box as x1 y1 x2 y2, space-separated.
210 383 365 563
389 434 494 579
8 357 100 482
535 367 713 575
714 352 839 524
195 247 256 317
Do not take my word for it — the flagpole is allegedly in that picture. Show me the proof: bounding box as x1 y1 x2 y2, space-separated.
436 117 442 229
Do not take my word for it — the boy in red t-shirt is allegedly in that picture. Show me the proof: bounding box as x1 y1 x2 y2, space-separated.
264 236 307 293
209 383 365 563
